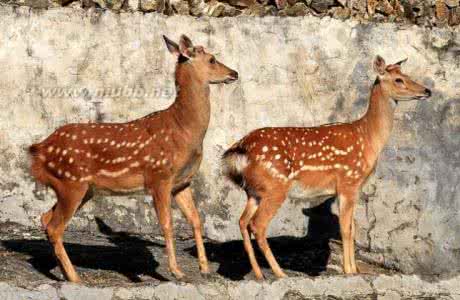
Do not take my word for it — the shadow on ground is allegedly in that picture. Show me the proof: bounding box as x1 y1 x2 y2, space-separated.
190 198 340 280
1 218 168 283
0 199 346 284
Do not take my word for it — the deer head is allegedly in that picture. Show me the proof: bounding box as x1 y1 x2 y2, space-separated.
163 34 238 85
373 55 432 101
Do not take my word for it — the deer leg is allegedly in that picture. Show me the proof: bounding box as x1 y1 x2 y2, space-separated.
149 182 184 279
239 197 263 280
41 204 56 231
46 181 88 283
251 191 288 279
349 205 358 273
175 187 209 274
42 187 93 232
338 190 358 274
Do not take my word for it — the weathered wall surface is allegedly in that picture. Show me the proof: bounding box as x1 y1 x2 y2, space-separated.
0 6 459 275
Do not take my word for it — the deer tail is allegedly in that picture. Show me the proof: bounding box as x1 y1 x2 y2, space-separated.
222 142 249 189
28 143 50 185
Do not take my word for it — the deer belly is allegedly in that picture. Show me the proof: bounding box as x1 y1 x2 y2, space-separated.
288 181 336 200
93 173 145 192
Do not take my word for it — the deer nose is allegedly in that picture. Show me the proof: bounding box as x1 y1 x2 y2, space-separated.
425 88 432 97
230 71 238 80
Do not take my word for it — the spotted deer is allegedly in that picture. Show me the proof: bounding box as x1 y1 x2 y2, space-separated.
29 34 238 283
222 56 431 279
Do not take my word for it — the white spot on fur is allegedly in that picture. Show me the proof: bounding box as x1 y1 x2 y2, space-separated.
79 175 93 182
97 168 130 177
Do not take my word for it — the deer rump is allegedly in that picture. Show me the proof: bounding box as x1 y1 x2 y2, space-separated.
222 141 337 203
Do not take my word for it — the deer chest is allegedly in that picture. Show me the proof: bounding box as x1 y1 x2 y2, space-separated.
175 147 203 186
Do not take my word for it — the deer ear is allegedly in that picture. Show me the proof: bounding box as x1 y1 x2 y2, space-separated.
395 58 408 66
179 35 194 58
163 35 180 57
373 55 386 75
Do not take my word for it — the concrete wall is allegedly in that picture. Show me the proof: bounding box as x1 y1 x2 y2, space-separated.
0 6 459 275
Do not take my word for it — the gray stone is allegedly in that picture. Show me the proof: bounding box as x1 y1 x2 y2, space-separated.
125 0 139 11
140 0 165 12
93 0 125 10
310 0 335 13
169 0 189 15
60 284 114 300
278 3 309 17
0 275 460 299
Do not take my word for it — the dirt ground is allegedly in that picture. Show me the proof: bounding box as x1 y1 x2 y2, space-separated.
0 219 394 288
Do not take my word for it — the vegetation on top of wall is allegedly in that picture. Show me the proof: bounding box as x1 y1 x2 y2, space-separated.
0 0 459 26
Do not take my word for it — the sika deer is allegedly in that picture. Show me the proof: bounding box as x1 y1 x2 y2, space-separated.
222 56 431 279
29 34 238 283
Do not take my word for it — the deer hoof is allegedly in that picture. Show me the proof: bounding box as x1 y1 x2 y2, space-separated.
68 274 82 284
200 268 211 277
276 272 288 279
200 264 210 275
172 269 186 280
254 272 265 281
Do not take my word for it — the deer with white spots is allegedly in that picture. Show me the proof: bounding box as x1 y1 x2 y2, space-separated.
222 56 431 279
29 34 238 283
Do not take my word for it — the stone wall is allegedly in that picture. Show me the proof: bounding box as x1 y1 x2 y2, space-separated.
2 0 460 26
0 5 459 276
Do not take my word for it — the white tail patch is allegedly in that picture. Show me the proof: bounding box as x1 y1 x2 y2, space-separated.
223 152 249 176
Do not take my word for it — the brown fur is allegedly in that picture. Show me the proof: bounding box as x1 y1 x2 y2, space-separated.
223 56 431 279
29 34 238 282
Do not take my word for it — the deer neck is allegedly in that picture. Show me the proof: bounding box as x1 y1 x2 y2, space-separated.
170 63 211 143
359 79 395 159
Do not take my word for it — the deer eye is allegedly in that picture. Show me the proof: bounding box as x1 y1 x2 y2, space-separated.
395 78 404 84
209 57 216 64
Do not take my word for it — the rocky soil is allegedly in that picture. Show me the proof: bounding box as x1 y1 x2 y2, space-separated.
1 0 460 26
0 223 389 286
1 227 459 299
